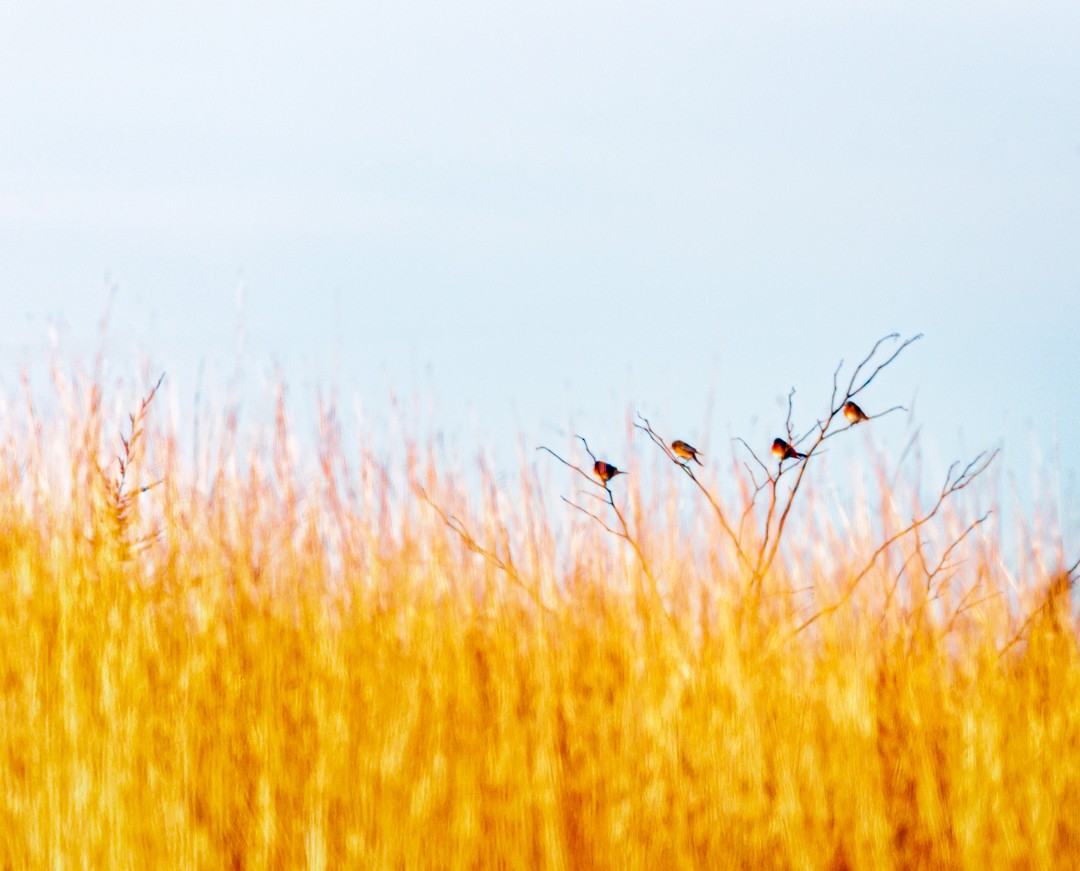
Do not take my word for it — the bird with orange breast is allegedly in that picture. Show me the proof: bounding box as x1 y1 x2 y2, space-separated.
843 401 869 424
594 460 627 484
772 438 807 462
671 440 703 466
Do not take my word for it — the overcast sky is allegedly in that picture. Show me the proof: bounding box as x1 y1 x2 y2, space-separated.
1 2 1078 532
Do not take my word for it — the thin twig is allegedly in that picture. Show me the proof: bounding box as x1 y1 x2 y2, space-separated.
792 450 998 636
634 415 752 572
737 333 923 586
416 484 553 614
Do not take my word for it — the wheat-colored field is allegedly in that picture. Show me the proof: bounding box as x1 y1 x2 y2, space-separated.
0 364 1077 870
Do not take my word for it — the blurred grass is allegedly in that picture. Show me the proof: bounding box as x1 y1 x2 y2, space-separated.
0 371 1077 869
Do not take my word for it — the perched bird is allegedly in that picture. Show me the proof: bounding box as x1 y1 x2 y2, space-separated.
843 401 869 424
594 460 627 484
772 438 807 462
671 440 704 466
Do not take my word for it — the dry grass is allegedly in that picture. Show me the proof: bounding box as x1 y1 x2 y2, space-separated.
0 368 1077 870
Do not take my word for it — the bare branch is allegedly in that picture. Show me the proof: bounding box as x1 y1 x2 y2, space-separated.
793 333 922 451
577 435 598 464
867 403 907 420
829 357 844 413
733 437 773 482
741 461 764 492
755 443 818 582
635 414 752 571
923 512 991 595
738 333 925 587
536 445 600 488
792 450 998 636
944 589 1002 633
631 417 665 457
416 484 553 614
999 557 1080 655
847 333 900 387
846 335 924 399
537 434 660 604
847 333 923 398
561 496 621 537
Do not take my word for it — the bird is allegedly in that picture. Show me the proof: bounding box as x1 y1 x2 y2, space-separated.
594 460 627 484
671 440 704 465
772 438 807 462
843 401 869 424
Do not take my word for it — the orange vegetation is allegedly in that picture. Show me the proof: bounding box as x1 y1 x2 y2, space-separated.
0 369 1076 869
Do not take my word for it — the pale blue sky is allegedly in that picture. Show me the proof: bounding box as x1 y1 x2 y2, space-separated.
1 2 1078 525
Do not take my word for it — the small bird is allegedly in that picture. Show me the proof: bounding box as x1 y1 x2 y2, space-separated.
843 401 869 424
772 438 807 462
594 460 627 484
671 440 704 465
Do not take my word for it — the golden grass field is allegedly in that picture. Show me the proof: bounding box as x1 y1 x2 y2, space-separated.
1 367 1077 870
